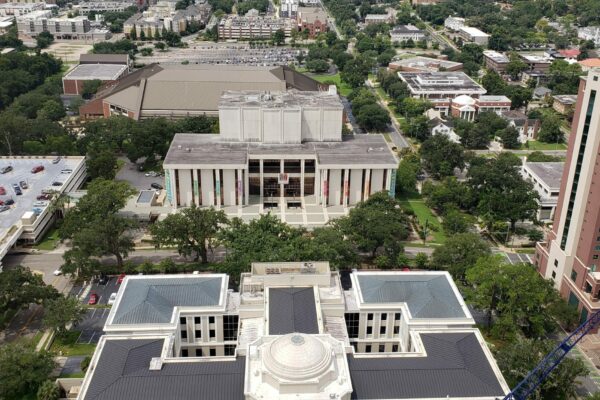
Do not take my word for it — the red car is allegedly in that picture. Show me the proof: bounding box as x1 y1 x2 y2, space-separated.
0 186 5 195
31 165 44 174
37 194 51 200
117 274 126 284
88 293 98 305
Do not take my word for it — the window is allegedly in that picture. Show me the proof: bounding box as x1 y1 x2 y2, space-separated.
594 255 599 260
381 313 387 321
344 313 360 339
571 270 578 282
209 348 216 356
352 342 358 352
597 236 600 241
180 317 186 325
392 344 399 352
223 315 239 341
554 259 559 267
552 271 556 279
394 313 401 321
181 330 187 340
209 316 215 324
380 326 386 335
367 313 373 321
224 345 236 356
194 317 201 324
393 326 399 335
195 330 201 339
195 349 202 357
210 329 216 338
181 349 188 357
366 326 373 335
379 345 385 352
365 345 371 353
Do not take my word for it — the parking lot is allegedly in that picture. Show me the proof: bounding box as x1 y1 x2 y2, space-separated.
75 308 110 344
137 43 303 66
116 158 165 191
0 158 82 237
504 252 534 264
82 276 120 306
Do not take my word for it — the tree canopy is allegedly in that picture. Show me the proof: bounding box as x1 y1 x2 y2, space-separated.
0 344 56 400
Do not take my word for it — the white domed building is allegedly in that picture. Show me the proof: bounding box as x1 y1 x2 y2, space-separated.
450 94 477 121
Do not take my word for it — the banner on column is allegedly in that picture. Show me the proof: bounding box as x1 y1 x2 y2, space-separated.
193 178 199 201
389 169 397 198
165 170 173 204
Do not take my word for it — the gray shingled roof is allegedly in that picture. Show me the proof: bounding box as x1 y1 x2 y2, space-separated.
83 339 246 400
269 287 319 335
356 275 466 319
348 332 506 399
112 277 223 325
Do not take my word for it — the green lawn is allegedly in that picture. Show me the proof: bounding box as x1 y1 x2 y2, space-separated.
522 140 567 150
33 227 60 251
398 192 446 244
50 331 97 356
310 73 353 97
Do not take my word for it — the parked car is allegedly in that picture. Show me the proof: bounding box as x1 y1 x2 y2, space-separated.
19 180 28 189
12 184 22 195
51 181 63 186
60 169 72 174
33 201 48 207
32 207 43 215
108 293 117 305
88 293 98 305
117 273 126 284
53 268 62 276
5 198 14 205
0 166 12 174
41 188 55 194
0 186 5 195
31 165 44 173
150 183 163 190
52 156 61 164
37 194 51 200
0 205 9 213
98 275 109 285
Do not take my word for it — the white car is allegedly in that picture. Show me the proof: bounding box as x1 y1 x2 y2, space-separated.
53 268 62 276
33 201 48 208
108 292 118 305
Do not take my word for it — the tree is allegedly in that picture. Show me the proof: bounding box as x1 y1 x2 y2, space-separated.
396 152 420 194
341 56 372 88
538 113 564 143
43 295 86 336
422 177 473 213
497 126 520 149
60 180 137 269
404 115 430 141
272 29 285 46
37 100 65 121
397 97 432 118
0 268 58 316
86 144 119 180
420 135 465 178
355 103 390 132
442 208 470 234
497 339 587 400
36 31 54 49
151 206 228 263
0 344 56 400
81 79 103 99
526 151 562 162
505 56 528 80
336 192 409 260
481 71 506 95
37 380 60 400
432 232 490 281
414 252 429 269
306 59 330 73
548 60 582 94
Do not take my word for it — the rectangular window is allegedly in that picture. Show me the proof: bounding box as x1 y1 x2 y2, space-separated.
194 316 201 324
571 270 578 282
195 330 201 339
195 348 202 357
393 326 399 335
379 344 385 352
552 271 556 279
223 315 239 341
344 313 360 339
209 348 216 357
181 330 187 340
394 313 401 321
381 313 387 321
366 326 372 335
593 255 599 260
180 317 186 325
595 246 600 251
181 349 188 357
210 329 216 338
380 326 386 335
367 313 373 321
597 237 600 241
554 259 559 267
224 345 236 356
392 344 399 352
209 316 215 324
365 345 371 353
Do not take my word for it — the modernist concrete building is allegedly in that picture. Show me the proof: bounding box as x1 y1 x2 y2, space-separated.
535 69 600 325
76 263 510 399
522 162 563 222
387 56 463 73
457 26 489 46
162 90 398 224
444 16 465 31
218 13 294 39
389 24 426 43
483 50 509 73
398 71 487 100
16 12 110 40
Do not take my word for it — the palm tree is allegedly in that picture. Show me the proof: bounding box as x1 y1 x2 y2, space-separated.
37 380 59 400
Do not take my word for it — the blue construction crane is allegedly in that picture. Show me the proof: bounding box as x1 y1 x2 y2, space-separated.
502 310 600 400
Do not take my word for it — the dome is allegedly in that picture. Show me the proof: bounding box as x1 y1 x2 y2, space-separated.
263 333 332 381
453 95 476 105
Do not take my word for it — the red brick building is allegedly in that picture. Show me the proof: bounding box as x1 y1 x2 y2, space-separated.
62 63 128 96
296 7 328 39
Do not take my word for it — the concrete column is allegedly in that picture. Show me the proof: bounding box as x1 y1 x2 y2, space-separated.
200 169 214 206
215 169 221 208
342 168 349 207
259 159 264 202
371 169 384 195
300 159 305 198
329 169 342 206
222 170 236 206
179 169 193 207
385 168 393 193
244 168 249 206
363 169 371 201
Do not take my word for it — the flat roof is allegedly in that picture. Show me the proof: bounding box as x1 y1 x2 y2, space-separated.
553 94 577 104
81 337 246 400
398 71 486 95
109 275 226 325
220 90 343 109
163 134 398 168
79 53 129 64
391 24 424 34
483 50 509 63
347 332 507 399
353 272 468 319
64 63 128 81
524 162 564 189
480 95 511 102
268 287 319 335
389 56 462 72
459 26 489 37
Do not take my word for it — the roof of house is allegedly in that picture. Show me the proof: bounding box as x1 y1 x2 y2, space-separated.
268 287 319 335
552 94 577 105
354 273 468 319
63 63 128 81
559 48 580 58
579 58 600 68
110 276 225 325
297 7 327 23
533 86 552 97
163 133 398 168
347 332 506 399
82 338 246 400
524 162 564 189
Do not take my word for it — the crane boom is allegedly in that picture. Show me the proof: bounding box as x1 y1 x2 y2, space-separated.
502 310 600 400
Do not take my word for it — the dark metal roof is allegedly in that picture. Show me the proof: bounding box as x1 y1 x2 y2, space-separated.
83 338 246 400
348 332 506 399
269 287 319 335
